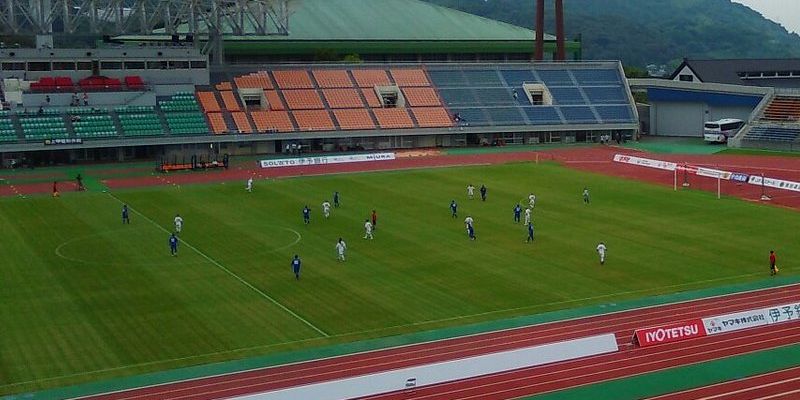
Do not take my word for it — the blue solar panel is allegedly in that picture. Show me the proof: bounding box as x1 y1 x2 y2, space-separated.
523 107 563 125
474 88 516 105
560 106 597 123
537 69 573 86
583 86 628 104
451 108 491 126
549 87 586 105
486 107 527 125
438 88 477 106
428 64 634 129
428 70 468 87
501 70 538 88
462 70 502 86
571 69 620 85
595 106 633 122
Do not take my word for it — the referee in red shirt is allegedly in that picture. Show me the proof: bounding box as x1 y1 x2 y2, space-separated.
770 250 778 276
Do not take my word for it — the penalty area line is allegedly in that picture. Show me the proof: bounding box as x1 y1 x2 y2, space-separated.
105 193 329 338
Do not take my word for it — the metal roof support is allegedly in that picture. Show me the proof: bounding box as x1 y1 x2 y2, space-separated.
534 0 544 61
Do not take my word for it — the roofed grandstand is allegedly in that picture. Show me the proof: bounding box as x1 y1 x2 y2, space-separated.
0 59 637 160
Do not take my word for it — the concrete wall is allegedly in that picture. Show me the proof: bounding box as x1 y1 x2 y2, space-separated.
650 102 756 137
650 102 706 136
0 47 209 85
22 91 156 108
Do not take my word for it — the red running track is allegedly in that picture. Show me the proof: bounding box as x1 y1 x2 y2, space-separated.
76 284 800 400
647 366 800 400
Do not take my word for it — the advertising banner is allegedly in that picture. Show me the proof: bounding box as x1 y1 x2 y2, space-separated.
765 302 800 324
695 167 732 180
633 319 707 347
747 175 800 193
260 153 396 169
702 309 769 335
613 154 677 171
730 172 750 183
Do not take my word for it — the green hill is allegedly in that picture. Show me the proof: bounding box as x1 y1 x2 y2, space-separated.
423 0 800 68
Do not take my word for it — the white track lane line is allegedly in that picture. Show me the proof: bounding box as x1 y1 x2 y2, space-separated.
646 365 800 399
389 327 800 400
76 287 800 400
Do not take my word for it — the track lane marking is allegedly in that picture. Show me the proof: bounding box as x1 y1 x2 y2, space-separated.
364 327 800 400
646 366 800 399
61 285 800 400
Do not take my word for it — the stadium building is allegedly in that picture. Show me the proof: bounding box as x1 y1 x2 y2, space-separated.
117 0 583 63
0 0 637 167
632 58 800 151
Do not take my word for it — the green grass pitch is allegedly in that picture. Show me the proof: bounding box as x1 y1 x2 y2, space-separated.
1 161 797 394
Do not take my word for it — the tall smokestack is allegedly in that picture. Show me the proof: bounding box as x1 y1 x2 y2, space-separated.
535 0 544 61
555 0 565 61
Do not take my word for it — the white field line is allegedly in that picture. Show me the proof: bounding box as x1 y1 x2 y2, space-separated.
105 193 328 338
68 289 800 400
4 277 796 393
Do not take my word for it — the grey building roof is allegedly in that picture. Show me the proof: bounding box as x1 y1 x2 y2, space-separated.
670 58 800 88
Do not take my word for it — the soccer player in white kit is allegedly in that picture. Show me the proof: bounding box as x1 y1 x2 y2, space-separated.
322 200 331 219
363 219 374 239
528 193 536 209
336 238 347 261
174 214 183 234
246 177 253 193
596 242 607 265
467 184 475 199
524 208 531 226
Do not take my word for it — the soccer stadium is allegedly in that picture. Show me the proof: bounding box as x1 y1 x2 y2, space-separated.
1 0 800 399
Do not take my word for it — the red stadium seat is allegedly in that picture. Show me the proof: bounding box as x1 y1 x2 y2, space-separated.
125 76 145 90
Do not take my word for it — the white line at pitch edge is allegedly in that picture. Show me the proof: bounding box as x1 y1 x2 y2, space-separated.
106 193 329 338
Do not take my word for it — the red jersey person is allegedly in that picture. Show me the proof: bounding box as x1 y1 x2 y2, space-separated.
770 250 778 276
